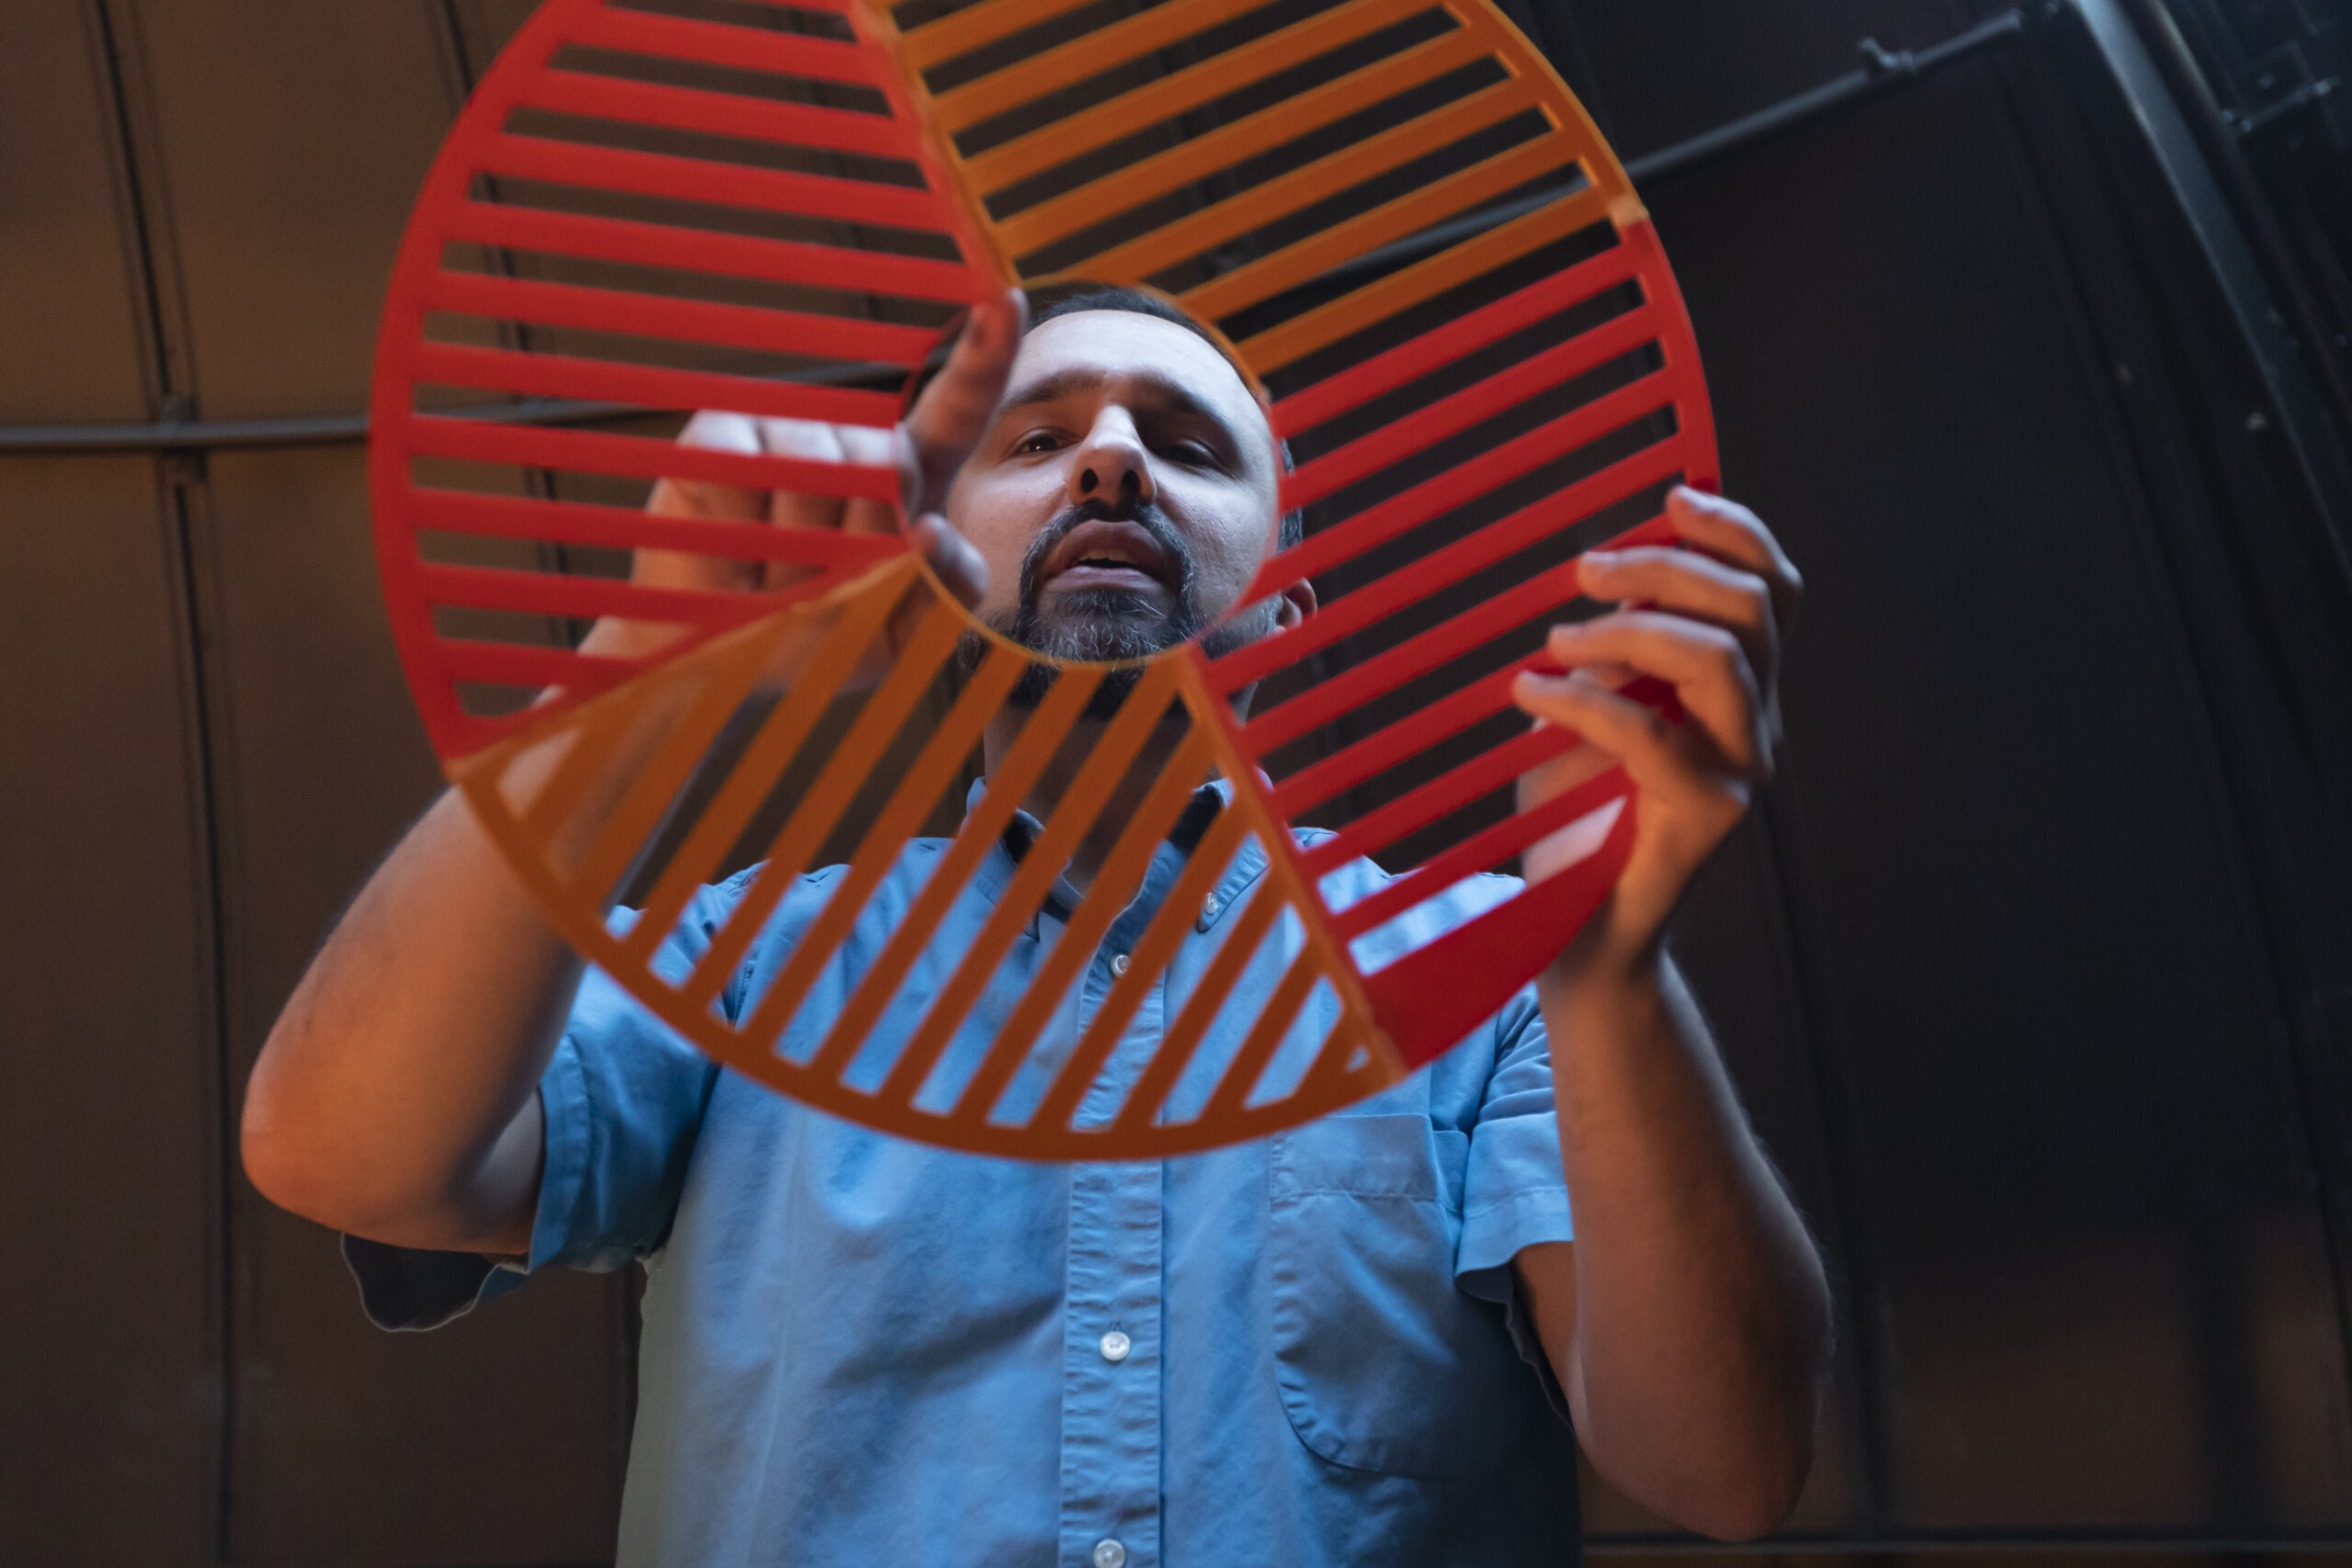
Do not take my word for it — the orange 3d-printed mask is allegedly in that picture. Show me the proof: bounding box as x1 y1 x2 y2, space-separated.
369 0 1718 1157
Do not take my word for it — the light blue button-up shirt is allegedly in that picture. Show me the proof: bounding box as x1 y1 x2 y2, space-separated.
350 783 1581 1565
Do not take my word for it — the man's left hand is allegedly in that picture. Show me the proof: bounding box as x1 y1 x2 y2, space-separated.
1511 486 1802 973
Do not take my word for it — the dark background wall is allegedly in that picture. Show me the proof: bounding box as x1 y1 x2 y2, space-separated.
5 0 2351 1562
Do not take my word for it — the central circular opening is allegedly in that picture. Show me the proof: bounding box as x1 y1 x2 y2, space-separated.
899 284 1296 681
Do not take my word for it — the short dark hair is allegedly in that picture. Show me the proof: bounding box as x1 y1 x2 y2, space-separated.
918 283 1303 551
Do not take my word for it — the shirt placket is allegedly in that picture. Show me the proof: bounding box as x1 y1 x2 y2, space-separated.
1056 863 1171 1568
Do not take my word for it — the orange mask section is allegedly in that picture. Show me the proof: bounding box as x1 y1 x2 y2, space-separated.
368 0 1718 1157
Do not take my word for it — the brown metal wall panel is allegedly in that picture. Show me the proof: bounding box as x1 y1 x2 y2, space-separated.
0 456 217 1562
198 443 627 1561
124 0 459 418
0 6 153 422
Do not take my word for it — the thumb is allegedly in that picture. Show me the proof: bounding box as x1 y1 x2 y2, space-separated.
898 288 1026 516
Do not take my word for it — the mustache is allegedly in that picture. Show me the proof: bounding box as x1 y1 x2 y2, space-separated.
1016 495 1195 615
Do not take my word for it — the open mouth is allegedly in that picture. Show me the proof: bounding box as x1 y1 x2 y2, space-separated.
1040 519 1178 596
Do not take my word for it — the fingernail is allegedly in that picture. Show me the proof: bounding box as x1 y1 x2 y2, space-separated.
1581 550 1616 570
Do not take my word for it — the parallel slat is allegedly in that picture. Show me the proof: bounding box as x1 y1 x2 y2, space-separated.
959 0 1437 193
1297 720 1577 874
992 26 1487 255
1210 446 1682 694
398 412 902 500
435 639 646 690
1031 804 1257 1131
1110 883 1288 1131
1281 299 1658 509
896 0 1104 71
1040 78 1540 279
1266 652 1544 816
422 268 938 365
695 641 1026 1020
521 67 921 159
1193 948 1327 1122
416 560 793 626
410 487 908 569
881 661 1184 1111
933 0 1274 132
412 340 904 425
1178 130 1577 321
439 201 975 301
1329 761 1630 939
619 577 929 966
1247 529 1605 751
802 664 1104 1077
568 5 883 84
650 600 960 987
564 621 796 903
474 132 946 231
946 729 1215 1128
1234 175 1607 372
1269 238 1641 436
1243 367 1677 592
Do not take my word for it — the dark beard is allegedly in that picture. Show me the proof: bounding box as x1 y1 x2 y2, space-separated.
953 500 1278 721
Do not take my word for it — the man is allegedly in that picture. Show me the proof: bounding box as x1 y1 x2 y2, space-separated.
243 284 1830 1565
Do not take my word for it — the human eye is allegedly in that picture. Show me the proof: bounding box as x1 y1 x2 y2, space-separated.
1011 429 1062 456
1157 434 1222 468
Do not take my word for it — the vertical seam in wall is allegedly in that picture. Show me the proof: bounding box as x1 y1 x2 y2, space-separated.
1995 8 2352 1502
1744 774 1895 1533
86 1 237 1557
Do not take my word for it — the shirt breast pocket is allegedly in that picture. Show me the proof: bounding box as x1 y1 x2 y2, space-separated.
1267 1112 1537 1481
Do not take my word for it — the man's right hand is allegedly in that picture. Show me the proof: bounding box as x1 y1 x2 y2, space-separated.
241 289 1028 1258
582 288 1024 669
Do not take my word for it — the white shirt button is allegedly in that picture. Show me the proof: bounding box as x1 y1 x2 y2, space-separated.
1093 1540 1126 1568
1099 1329 1132 1363
1202 895 1221 919
1109 952 1130 977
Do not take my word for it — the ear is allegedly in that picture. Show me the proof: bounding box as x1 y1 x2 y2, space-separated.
1274 576 1317 631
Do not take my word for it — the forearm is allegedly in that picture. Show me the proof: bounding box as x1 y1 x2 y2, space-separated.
1538 947 1831 1537
242 645 691 1251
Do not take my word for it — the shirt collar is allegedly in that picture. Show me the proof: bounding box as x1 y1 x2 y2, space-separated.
966 774 1236 927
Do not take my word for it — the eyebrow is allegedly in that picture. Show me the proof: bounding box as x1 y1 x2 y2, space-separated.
1001 367 1240 445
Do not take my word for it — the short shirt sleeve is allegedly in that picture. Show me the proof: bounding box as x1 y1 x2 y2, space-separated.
1449 985 1575 1418
1453 986 1573 1297
344 880 737 1331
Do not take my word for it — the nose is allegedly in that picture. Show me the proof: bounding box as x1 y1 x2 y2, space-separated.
1066 407 1154 511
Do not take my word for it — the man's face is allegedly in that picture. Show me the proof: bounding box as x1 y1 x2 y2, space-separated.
944 309 1284 692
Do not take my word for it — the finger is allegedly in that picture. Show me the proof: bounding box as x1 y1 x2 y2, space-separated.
901 288 1028 513
832 423 900 537
1666 486 1801 632
1578 547 1773 640
1512 670 1681 784
1513 671 1752 847
1578 546 1777 697
1548 615 1762 773
656 411 770 521
752 418 852 536
912 513 989 608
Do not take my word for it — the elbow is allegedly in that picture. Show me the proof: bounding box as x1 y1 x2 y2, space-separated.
239 1031 368 1234
239 1067 328 1226
1680 1450 1814 1542
1686 1337 1833 1540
